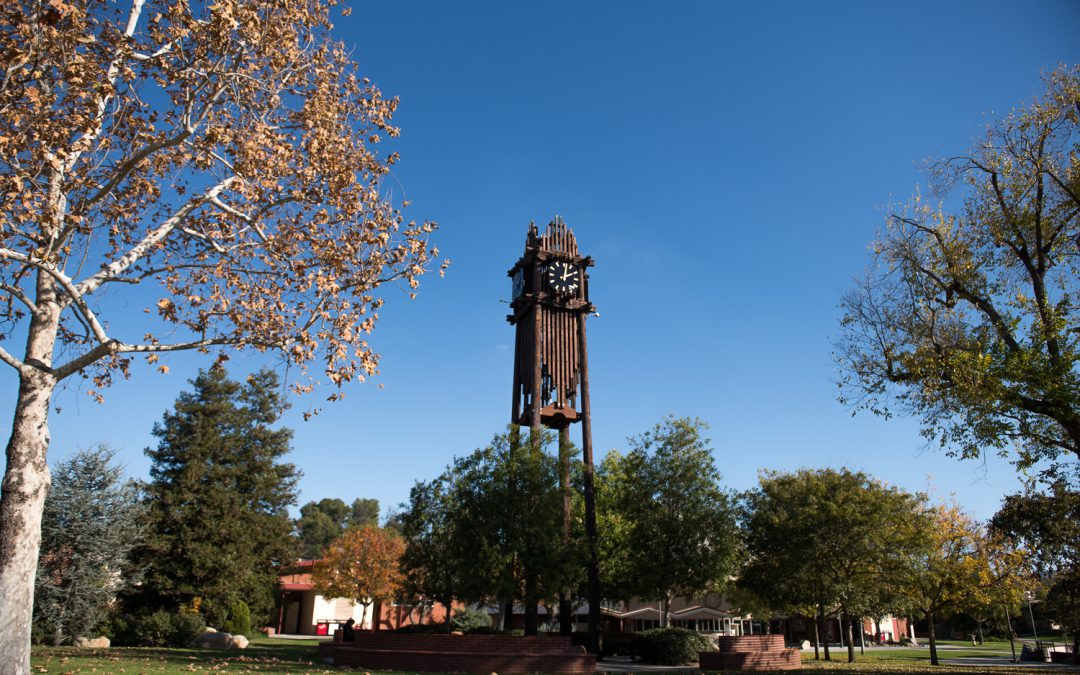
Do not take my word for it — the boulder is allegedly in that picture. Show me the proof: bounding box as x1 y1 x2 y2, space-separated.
192 631 231 649
72 636 110 649
231 634 249 649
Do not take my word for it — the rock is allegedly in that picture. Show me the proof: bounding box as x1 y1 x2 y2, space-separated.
192 631 244 650
231 634 249 649
72 636 110 649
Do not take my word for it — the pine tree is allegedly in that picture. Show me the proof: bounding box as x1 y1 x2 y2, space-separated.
33 446 142 645
130 367 299 627
295 497 381 558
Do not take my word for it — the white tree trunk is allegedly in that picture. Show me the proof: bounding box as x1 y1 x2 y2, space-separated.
0 277 60 675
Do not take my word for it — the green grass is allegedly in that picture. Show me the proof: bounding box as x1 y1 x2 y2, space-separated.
793 640 1080 675
795 665 1077 674
31 635 337 674
30 635 1080 674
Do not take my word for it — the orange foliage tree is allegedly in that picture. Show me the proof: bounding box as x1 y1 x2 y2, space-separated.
897 502 1009 666
312 525 405 629
0 0 443 669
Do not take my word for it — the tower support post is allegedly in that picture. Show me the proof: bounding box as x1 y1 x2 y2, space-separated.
577 311 601 656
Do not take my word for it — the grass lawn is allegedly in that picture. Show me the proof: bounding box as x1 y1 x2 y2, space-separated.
795 638 1080 675
797 665 1078 674
30 635 336 674
30 635 1080 674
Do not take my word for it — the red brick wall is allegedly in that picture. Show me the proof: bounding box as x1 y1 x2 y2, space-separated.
318 633 595 674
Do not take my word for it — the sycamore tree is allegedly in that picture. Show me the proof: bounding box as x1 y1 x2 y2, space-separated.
312 524 405 631
835 65 1080 476
0 0 443 669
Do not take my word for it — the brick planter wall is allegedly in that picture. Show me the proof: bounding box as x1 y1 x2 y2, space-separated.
318 633 596 673
699 634 801 672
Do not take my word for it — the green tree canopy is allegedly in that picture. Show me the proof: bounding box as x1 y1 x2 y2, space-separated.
128 367 299 627
295 497 381 559
836 65 1080 477
398 428 582 635
895 502 989 666
991 480 1080 576
597 417 738 626
992 481 1080 661
34 446 143 646
399 476 460 630
738 467 927 662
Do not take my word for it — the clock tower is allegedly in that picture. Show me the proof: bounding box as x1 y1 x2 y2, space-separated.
507 216 601 653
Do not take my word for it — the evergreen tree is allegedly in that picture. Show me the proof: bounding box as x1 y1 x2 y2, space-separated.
296 498 350 559
130 367 299 627
349 498 381 528
295 496 381 558
33 446 143 645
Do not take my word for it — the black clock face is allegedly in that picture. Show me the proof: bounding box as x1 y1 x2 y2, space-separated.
512 269 524 300
546 261 579 295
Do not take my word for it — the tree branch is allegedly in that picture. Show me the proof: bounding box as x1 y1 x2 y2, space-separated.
0 249 109 344
62 0 147 175
0 344 27 373
0 283 37 313
74 176 238 297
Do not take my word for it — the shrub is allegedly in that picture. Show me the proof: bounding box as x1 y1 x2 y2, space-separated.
110 609 206 647
631 627 715 665
599 631 634 657
222 600 252 637
451 607 492 633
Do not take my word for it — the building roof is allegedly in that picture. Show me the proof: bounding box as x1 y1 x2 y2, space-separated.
279 571 314 592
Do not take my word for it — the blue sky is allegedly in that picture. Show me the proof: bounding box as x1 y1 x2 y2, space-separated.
7 1 1080 522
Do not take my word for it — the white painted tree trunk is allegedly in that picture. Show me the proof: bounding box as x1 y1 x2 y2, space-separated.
0 277 60 675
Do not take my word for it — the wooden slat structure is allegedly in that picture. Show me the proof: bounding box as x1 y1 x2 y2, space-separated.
508 218 594 428
507 217 601 653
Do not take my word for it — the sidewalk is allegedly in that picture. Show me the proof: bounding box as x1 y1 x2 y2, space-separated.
942 656 1080 669
595 656 697 673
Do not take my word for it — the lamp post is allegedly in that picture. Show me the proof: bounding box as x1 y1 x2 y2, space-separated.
1025 590 1039 642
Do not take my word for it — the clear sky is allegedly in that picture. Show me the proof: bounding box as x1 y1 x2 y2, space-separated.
6 1 1080 523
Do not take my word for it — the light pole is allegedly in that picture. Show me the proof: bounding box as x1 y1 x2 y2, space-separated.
1025 591 1039 642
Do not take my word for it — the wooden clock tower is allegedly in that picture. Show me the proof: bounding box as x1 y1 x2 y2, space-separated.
507 216 601 653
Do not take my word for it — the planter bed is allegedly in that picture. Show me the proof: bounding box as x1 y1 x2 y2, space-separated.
699 634 801 672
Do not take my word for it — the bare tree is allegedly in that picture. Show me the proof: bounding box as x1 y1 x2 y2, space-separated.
0 1 444 670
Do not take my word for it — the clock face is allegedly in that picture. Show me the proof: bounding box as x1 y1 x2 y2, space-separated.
546 261 579 295
512 269 524 300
